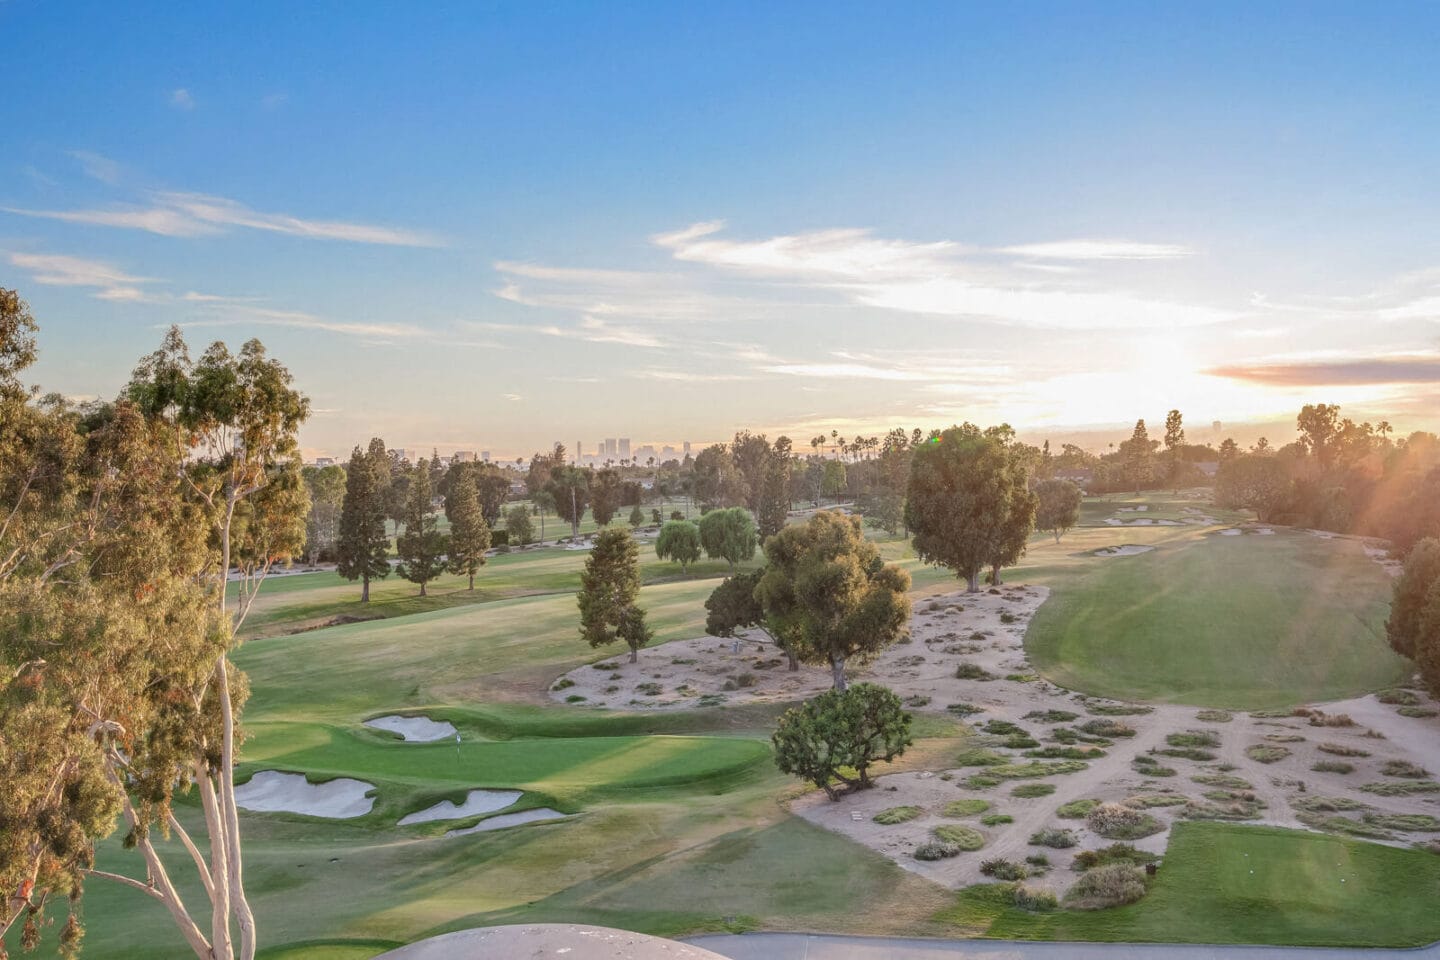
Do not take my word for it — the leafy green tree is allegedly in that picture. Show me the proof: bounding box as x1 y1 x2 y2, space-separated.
505 503 534 545
628 503 645 527
533 488 556 543
651 507 662 525
655 519 702 574
302 464 347 565
987 478 1037 586
1034 478 1083 543
771 684 912 799
756 511 911 690
821 459 847 497
1164 409 1186 492
1297 403 1342 466
705 569 800 670
693 443 746 509
395 459 448 596
578 527 652 663
337 438 393 601
905 424 1022 592
446 471 491 589
590 468 622 526
758 435 793 539
1120 419 1156 494
1215 454 1291 521
547 465 590 538
1218 437 1240 462
1388 538 1440 662
698 506 758 570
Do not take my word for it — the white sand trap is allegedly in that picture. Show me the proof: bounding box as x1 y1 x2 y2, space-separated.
234 771 374 818
1218 528 1243 536
1105 518 1182 526
1094 544 1154 557
399 789 523 825
443 808 568 836
363 715 456 742
373 924 731 960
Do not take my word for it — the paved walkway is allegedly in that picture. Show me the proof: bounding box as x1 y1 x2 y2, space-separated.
685 933 1440 960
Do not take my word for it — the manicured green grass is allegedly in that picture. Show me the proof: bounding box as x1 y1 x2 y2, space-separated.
1025 529 1408 709
938 821 1440 946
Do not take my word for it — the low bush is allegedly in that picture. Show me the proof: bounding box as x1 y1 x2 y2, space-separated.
1195 709 1233 723
551 678 575 691
730 672 757 688
1295 814 1392 839
1049 727 1112 746
1312 760 1355 774
904 694 932 708
946 702 984 717
913 841 960 861
1398 706 1440 718
987 761 1087 780
980 858 1027 880
1308 711 1355 728
565 694 587 702
1087 802 1163 839
942 799 991 818
1012 884 1058 912
1131 755 1176 777
873 805 923 825
1067 864 1149 910
1382 759 1431 779
1317 742 1369 757
1363 813 1440 832
1073 843 1160 871
1377 689 1420 705
1023 710 1079 723
980 813 1013 826
1264 733 1306 743
1184 792 1264 821
955 662 996 681
1025 852 1050 867
1291 795 1366 813
1056 798 1099 819
1085 702 1153 716
1079 718 1136 738
956 748 1007 767
1360 780 1440 796
999 611 1018 625
635 682 664 696
1011 783 1057 798
591 661 620 670
1166 730 1221 749
1245 744 1291 764
1155 747 1217 761
1025 746 1105 760
1124 793 1187 808
932 825 985 850
1028 827 1077 848
963 775 1002 789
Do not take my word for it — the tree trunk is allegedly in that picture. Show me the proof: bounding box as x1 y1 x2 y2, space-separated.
628 644 638 664
419 581 427 597
1054 531 1061 544
966 571 980 593
830 657 847 691
990 564 1002 586
468 572 474 590
361 573 370 603
786 646 799 671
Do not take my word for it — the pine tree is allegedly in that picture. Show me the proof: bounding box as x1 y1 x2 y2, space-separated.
395 458 448 596
337 438 392 602
446 470 491 590
578 527 652 663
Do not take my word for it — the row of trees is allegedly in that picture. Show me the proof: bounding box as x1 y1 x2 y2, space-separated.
1387 538 1440 693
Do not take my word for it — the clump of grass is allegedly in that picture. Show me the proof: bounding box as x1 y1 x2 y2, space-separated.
1012 884 1058 912
1056 798 1099 819
1382 759 1431 779
551 678 575 691
1131 755 1177 777
1312 760 1355 774
1005 673 1041 683
1263 733 1306 743
942 799 991 818
1011 783 1057 798
1028 827 1078 848
1086 702 1154 716
913 841 960 861
1167 730 1221 749
1080 718 1136 738
1306 711 1355 728
980 858 1027 880
1003 734 1043 749
591 661 620 670
933 825 985 850
1155 747 1218 761
947 702 984 717
980 813 1013 826
987 760 1088 780
1317 742 1369 757
1049 727 1112 746
1377 689 1420 705
955 662 996 681
1364 813 1440 832
1023 709 1079 723
1124 793 1187 808
1249 708 1295 718
904 694 932 708
1025 853 1051 867
1073 843 1159 871
565 694 587 703
1292 796 1366 813
999 611 1018 625
731 672 757 688
956 748 1006 767
873 805 923 825
1246 744 1291 764
1185 790 1264 821
1087 802 1163 839
1066 863 1149 910
1295 813 1392 839
1195 709 1233 723
635 681 663 696
1398 706 1440 718
1360 780 1440 796
963 775 1002 789
1026 746 1105 760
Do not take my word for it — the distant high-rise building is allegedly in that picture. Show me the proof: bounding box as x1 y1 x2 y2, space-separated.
576 441 582 463
453 450 478 463
619 438 631 460
661 445 677 458
313 457 336 467
683 441 691 456
480 451 490 462
595 440 605 461
604 438 618 458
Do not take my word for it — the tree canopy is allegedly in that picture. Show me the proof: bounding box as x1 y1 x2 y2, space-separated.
396 459 448 596
1034 478 1083 543
655 519 702 574
705 568 800 669
336 438 392 601
771 684 912 799
698 506 758 570
446 469 491 590
578 527 652 663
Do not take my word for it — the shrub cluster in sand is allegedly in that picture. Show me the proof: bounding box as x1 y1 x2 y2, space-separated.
1067 864 1150 909
1012 884 1059 912
873 805 922 825
942 799 991 818
1246 744 1291 763
933 824 986 850
1087 802 1164 839
1074 843 1160 871
980 858 1029 880
1029 827 1078 848
914 840 961 861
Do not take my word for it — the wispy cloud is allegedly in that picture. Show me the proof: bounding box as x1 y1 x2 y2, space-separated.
999 239 1195 261
5 190 441 247
7 251 159 301
465 317 666 348
653 220 962 278
177 304 427 339
1206 354 1440 386
69 150 122 185
502 393 523 401
170 88 195 111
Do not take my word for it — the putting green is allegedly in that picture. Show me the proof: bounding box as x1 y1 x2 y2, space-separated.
1025 528 1408 708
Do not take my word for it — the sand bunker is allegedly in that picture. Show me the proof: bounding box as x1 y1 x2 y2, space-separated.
373 923 730 960
1218 528 1243 536
1094 545 1155 557
444 808 568 836
364 715 457 742
1104 518 1182 526
235 771 375 819
400 789 523 825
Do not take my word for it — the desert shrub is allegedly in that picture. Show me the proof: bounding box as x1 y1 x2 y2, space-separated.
1028 827 1077 848
1249 708 1294 718
904 694 932 708
1025 852 1051 867
1073 843 1159 871
1377 689 1420 705
591 661 620 670
1312 760 1355 774
987 761 1087 780
565 694 587 703
1025 746 1105 760
999 611 1018 625
873 805 923 825
1056 798 1099 819
981 813 1014 826
1024 710 1079 723
1195 709 1233 722
1049 727 1112 746
1185 792 1264 821
1087 802 1163 839
1317 742 1368 756
635 682 664 696
980 858 1028 880
963 775 1002 789
955 662 996 681
1360 780 1440 796
1383 759 1431 779
913 841 960 861
1363 813 1440 831
1011 783 1057 798
1067 864 1149 910
957 748 1007 767
730 672 757 688
1398 706 1440 718
1125 793 1187 808
1308 712 1355 728
551 678 576 691
1292 796 1366 813
1295 814 1392 839
1167 730 1221 749
943 799 991 818
1080 718 1136 738
1264 733 1306 743
1003 734 1042 749
696 694 726 707
933 825 985 850
1155 747 1217 761
983 720 1026 736
1012 884 1058 912
1245 744 1290 764
1085 702 1153 716
1131 755 1176 777
947 702 984 717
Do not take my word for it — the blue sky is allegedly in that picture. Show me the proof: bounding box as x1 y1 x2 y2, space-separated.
3 1 1439 458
